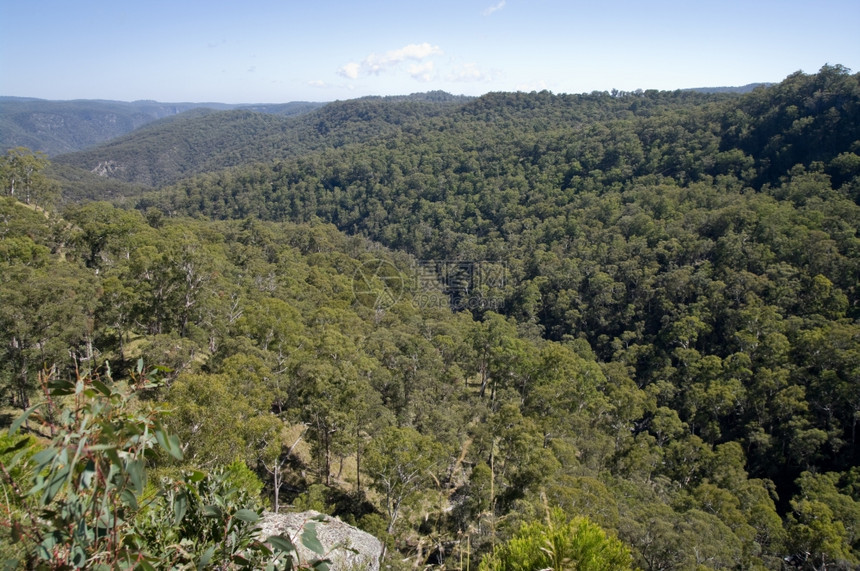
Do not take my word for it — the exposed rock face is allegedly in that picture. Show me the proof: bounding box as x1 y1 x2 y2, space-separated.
91 160 122 177
259 510 383 571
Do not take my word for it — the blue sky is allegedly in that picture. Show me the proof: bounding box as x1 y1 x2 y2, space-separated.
1 0 858 103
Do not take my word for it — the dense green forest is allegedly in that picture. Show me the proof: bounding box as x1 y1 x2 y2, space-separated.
2 65 860 569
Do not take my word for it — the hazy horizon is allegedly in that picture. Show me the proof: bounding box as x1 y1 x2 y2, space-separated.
1 0 858 104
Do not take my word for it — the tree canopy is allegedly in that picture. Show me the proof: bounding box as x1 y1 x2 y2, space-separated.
2 65 860 569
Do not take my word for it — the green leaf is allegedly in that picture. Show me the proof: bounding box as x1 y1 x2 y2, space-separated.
173 491 188 526
38 530 59 557
203 504 223 518
121 488 139 511
311 559 331 571
10 520 22 543
87 444 118 452
126 458 146 494
91 379 112 396
234 508 260 523
31 448 56 470
197 545 215 570
301 522 325 555
8 403 42 435
71 545 87 567
42 465 70 504
106 447 122 468
137 358 144 375
28 474 47 497
166 434 184 460
266 534 296 553
80 460 97 489
189 470 207 483
149 364 173 376
155 428 184 461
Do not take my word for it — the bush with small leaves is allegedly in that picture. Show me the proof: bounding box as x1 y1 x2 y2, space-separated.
0 363 332 570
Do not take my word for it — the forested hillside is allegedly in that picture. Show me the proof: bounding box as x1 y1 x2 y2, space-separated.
0 97 326 157
2 65 860 570
52 92 471 191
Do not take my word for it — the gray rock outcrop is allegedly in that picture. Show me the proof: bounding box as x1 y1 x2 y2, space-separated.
259 510 383 571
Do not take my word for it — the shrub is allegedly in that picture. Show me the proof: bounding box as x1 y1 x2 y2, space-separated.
0 363 330 570
479 507 632 571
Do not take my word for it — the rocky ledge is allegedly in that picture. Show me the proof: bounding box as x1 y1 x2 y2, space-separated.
259 510 383 571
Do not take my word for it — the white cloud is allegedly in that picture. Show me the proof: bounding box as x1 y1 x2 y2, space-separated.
339 43 443 79
338 62 361 79
308 80 327 88
387 43 443 61
447 62 498 83
483 0 506 16
409 61 435 82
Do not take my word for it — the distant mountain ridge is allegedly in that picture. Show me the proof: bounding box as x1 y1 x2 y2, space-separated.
684 82 775 94
51 93 478 193
0 97 326 156
3 85 761 157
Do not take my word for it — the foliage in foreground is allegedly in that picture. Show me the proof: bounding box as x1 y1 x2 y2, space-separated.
0 364 332 570
478 507 632 571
